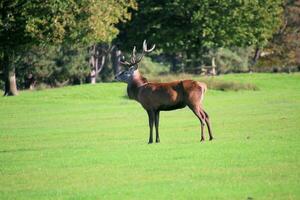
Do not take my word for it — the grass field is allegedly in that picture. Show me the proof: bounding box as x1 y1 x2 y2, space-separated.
0 73 299 199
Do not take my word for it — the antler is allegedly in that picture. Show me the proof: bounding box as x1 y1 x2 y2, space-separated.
143 40 156 52
131 46 137 64
120 40 155 67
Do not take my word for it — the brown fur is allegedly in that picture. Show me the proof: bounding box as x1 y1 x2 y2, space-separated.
125 70 213 143
116 40 213 143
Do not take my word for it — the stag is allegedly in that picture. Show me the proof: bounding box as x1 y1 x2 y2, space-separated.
115 41 213 143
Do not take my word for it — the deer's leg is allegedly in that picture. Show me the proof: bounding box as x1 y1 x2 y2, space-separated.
147 110 154 144
188 105 206 142
203 110 213 141
199 111 206 142
154 110 160 143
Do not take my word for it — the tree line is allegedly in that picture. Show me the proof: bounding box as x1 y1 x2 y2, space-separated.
0 0 299 96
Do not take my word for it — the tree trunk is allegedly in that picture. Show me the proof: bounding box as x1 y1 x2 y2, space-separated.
170 53 181 73
250 47 260 72
186 51 191 69
211 56 216 76
253 48 260 63
111 48 121 75
89 45 97 84
24 74 36 90
3 51 18 96
89 44 110 83
90 69 96 84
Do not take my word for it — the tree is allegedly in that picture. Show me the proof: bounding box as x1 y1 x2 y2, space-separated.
117 0 283 72
0 0 136 95
263 0 300 68
15 44 91 88
88 43 115 84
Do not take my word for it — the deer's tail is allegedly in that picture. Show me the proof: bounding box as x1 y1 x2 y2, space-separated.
198 82 207 104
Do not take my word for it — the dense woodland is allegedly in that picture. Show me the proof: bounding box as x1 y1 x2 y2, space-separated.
0 0 299 96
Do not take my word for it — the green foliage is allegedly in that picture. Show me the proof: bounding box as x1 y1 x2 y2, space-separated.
16 44 90 87
0 0 137 94
0 73 299 199
260 0 300 69
138 57 169 76
89 0 137 43
0 0 137 48
116 0 284 73
118 0 283 52
208 47 252 73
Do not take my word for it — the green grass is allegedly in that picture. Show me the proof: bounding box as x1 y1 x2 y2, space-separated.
0 73 299 199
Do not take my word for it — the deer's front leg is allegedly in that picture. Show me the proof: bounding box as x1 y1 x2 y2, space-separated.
147 110 154 144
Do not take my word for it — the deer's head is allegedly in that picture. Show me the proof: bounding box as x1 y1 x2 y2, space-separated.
115 40 155 83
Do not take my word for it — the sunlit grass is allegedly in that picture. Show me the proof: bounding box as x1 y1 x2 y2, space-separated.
0 73 299 199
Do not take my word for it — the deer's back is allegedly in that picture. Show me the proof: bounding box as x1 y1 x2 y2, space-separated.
137 80 206 110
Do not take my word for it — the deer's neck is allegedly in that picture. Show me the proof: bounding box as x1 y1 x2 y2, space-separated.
127 71 148 100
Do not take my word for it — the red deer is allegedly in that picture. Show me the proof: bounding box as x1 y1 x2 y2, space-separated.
115 41 213 144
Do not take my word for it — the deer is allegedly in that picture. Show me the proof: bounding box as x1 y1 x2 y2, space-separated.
115 40 213 144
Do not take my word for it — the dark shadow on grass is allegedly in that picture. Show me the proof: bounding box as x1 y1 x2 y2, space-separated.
122 94 132 100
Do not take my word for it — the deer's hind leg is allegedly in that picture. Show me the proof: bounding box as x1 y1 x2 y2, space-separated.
203 110 213 140
188 105 206 142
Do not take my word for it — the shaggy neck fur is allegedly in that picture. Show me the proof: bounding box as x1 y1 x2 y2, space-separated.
127 70 148 100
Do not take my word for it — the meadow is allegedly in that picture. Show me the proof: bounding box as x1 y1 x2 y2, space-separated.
0 73 299 199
